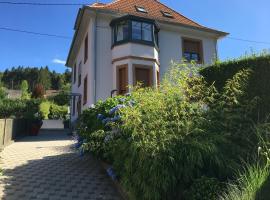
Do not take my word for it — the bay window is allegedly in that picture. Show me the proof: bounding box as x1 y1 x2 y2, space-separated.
110 15 159 48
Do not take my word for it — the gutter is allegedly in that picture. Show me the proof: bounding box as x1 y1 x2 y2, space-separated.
94 11 97 103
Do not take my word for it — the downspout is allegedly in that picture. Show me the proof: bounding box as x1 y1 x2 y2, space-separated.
94 10 98 103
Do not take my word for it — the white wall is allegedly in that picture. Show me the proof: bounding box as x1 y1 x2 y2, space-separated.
71 17 94 121
96 16 114 101
159 29 217 78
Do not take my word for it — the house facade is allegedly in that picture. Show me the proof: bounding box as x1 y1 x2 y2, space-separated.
66 0 228 121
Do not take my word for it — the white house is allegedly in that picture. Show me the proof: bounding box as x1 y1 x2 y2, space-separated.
66 0 228 121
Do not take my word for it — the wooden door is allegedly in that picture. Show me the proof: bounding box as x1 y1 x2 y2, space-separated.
134 65 152 87
117 65 128 95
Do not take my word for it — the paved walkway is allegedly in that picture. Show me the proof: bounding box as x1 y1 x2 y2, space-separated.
0 130 122 200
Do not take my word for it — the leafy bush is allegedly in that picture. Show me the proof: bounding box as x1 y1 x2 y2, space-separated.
185 176 223 200
48 104 68 120
77 62 261 200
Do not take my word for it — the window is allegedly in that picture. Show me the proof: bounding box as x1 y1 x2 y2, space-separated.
132 21 142 40
135 6 147 13
73 63 77 83
161 11 174 18
77 97 81 115
78 61 82 87
83 75 88 105
157 70 160 87
72 96 76 116
116 20 129 42
84 35 88 63
133 65 153 87
132 21 152 41
182 38 203 63
110 16 159 48
117 65 128 95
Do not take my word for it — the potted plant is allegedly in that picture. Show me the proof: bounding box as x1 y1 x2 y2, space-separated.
29 112 43 136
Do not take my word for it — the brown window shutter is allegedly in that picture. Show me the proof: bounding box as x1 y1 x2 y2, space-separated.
117 65 128 95
83 75 88 105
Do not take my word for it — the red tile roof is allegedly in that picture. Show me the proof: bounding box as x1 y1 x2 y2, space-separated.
89 0 204 29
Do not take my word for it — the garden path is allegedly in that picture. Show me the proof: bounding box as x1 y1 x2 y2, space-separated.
0 130 122 200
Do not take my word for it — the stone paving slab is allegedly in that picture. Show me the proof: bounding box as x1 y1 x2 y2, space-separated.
0 130 122 200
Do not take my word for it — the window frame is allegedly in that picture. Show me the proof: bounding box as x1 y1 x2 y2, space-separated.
116 64 129 95
83 75 88 105
73 63 77 84
84 34 88 64
78 61 82 87
182 37 204 64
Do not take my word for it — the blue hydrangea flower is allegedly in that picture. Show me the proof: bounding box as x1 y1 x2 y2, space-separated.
109 104 126 115
125 93 131 97
119 98 126 103
128 100 136 107
102 118 111 124
106 167 117 180
111 115 121 122
79 148 84 157
97 114 105 120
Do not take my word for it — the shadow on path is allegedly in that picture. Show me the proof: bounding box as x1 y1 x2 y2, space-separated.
0 131 122 200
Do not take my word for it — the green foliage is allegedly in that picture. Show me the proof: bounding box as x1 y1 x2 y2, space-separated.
201 53 270 121
185 176 223 200
20 80 30 100
48 104 68 120
77 61 262 200
39 101 52 119
1 66 71 91
0 99 42 119
49 84 71 106
220 164 269 200
77 96 131 158
0 85 7 100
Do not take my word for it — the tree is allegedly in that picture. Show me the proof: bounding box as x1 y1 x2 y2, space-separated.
0 80 7 100
21 80 30 100
32 84 45 99
37 66 51 90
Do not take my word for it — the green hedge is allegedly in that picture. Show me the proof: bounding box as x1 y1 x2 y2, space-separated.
0 99 41 119
200 54 270 121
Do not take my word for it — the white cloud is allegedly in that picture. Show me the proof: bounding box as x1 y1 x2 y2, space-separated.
52 58 66 65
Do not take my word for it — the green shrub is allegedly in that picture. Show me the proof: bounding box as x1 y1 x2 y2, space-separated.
201 53 270 121
184 176 223 200
48 104 68 120
39 101 52 119
77 62 260 200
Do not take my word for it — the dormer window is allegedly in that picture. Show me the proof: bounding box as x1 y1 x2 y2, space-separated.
135 6 147 13
161 11 173 18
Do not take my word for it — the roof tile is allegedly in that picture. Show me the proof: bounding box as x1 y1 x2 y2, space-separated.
89 0 203 28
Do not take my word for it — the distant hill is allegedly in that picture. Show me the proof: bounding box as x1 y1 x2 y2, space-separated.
0 66 71 91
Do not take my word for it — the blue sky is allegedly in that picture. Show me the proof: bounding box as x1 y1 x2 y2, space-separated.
0 0 269 73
